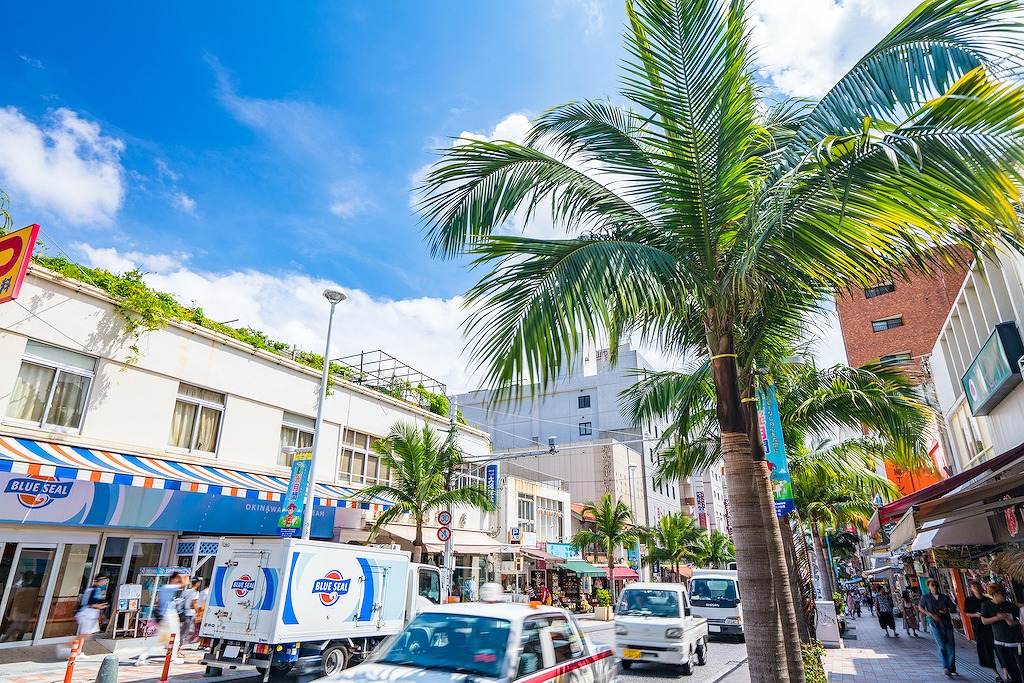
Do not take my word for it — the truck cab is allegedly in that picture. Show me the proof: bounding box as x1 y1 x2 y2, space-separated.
614 582 709 675
688 569 744 641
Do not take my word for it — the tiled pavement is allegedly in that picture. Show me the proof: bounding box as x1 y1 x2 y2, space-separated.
827 614 993 682
0 645 251 683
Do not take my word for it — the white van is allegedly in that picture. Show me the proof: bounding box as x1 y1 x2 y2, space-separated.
688 569 744 641
614 582 709 675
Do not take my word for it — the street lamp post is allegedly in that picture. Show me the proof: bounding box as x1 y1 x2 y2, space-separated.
301 287 347 541
628 462 643 581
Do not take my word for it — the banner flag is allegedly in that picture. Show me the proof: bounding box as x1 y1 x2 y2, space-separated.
278 452 312 537
757 384 795 517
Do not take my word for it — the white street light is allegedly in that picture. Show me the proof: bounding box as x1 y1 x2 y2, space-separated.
628 462 643 581
301 287 347 540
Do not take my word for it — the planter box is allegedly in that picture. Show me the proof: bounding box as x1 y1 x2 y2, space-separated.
594 606 613 621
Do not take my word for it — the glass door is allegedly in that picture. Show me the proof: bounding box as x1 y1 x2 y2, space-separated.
125 539 165 584
0 545 57 645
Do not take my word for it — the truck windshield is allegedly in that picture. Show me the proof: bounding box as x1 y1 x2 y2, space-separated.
690 578 739 607
375 612 512 678
418 568 440 604
617 589 681 617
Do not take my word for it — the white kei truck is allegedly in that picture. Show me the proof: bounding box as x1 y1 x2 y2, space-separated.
199 537 442 679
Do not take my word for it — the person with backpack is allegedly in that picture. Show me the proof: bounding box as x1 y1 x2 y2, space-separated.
74 575 109 657
135 572 188 666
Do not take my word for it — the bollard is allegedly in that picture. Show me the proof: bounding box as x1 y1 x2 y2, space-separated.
159 633 177 683
63 638 82 683
94 654 119 683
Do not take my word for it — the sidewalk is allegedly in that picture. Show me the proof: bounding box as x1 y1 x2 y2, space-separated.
827 614 989 682
0 644 250 683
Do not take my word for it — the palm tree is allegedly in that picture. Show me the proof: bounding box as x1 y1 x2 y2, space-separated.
351 421 494 563
571 494 638 606
642 512 704 582
420 1 1024 679
691 530 736 569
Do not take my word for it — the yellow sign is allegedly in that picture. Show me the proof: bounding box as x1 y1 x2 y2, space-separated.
0 224 40 305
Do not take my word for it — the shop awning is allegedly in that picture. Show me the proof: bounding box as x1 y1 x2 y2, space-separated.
521 547 563 563
608 565 639 580
559 560 606 576
887 509 918 550
862 566 893 578
380 524 501 554
0 435 390 509
911 515 994 552
916 472 1024 522
869 441 1024 536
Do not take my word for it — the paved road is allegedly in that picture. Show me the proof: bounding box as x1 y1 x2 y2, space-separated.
586 625 748 683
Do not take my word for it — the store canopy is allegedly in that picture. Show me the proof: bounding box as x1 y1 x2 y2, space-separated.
608 565 639 580
380 524 501 554
521 547 563 563
559 560 606 576
911 515 994 552
862 566 893 578
916 472 1024 522
869 441 1024 536
887 509 918 551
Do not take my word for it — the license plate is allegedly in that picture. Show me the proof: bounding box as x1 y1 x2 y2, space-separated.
622 649 642 660
709 625 721 633
223 645 241 659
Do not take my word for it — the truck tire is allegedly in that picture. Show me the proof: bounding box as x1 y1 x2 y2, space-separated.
269 662 294 679
321 645 349 676
621 660 633 671
736 633 746 644
696 639 707 666
679 649 694 676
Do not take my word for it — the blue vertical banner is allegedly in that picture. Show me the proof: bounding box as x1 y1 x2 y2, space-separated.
278 452 312 537
485 464 498 509
757 384 795 517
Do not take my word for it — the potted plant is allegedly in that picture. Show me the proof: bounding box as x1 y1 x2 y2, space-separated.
594 589 613 621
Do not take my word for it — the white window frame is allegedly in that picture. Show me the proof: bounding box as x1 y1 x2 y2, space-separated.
279 415 315 468
579 422 592 436
168 384 225 454
517 492 536 534
5 343 96 433
339 428 390 486
871 315 904 332
578 395 591 409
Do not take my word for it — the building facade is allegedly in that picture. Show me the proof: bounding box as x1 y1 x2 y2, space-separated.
0 264 491 650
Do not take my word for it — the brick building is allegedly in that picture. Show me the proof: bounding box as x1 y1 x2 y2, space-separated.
835 255 972 492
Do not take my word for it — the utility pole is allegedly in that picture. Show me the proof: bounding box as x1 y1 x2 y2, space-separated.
441 397 457 602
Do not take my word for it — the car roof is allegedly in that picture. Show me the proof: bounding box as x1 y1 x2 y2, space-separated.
690 569 738 577
621 582 685 592
417 602 569 622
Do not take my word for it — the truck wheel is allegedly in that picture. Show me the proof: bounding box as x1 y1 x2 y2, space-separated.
203 666 223 678
679 649 694 676
321 645 349 676
696 639 707 666
269 662 294 679
736 633 746 644
621 660 633 671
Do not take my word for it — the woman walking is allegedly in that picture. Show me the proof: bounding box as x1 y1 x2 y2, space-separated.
877 587 898 637
964 580 1002 681
902 589 921 637
982 583 1022 682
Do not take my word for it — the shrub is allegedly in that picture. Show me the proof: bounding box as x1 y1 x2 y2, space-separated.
832 591 846 615
595 589 612 607
802 639 827 683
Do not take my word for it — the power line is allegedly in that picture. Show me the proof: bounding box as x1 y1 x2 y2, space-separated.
13 300 93 353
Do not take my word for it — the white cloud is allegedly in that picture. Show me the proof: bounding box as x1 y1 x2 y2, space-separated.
172 192 197 215
155 159 181 182
803 298 850 368
74 243 478 392
750 0 919 97
0 107 125 225
16 51 44 69
551 0 607 39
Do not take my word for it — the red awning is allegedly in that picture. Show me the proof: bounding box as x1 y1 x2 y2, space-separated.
607 565 639 580
869 441 1024 536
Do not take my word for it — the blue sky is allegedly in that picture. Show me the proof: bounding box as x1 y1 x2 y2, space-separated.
0 0 917 389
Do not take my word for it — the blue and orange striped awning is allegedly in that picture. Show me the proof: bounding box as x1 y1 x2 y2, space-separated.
0 436 391 511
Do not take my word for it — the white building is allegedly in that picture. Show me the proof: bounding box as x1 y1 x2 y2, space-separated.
0 264 492 650
929 247 1024 471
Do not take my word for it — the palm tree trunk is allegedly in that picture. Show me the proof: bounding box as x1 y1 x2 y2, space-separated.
781 515 810 643
809 525 834 598
608 539 617 607
413 519 424 564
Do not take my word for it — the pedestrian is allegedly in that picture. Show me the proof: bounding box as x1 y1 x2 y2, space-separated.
867 589 877 616
982 583 1022 683
464 577 476 602
876 587 898 637
74 575 110 657
919 578 959 677
135 572 188 666
965 580 1003 682
845 591 856 619
542 584 552 606
902 589 920 638
854 591 862 618
180 578 201 646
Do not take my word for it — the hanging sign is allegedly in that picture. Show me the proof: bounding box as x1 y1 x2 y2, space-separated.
757 384 795 517
485 464 498 508
278 451 312 537
0 224 40 305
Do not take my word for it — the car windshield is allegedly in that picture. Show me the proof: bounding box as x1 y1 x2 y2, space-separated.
617 589 681 617
690 578 739 606
374 612 512 678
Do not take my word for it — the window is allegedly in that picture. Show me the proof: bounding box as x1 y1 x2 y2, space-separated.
864 282 896 299
577 395 591 409
517 493 536 534
536 497 563 543
339 428 388 485
168 384 224 453
879 351 912 367
871 316 904 332
6 341 96 430
578 422 592 436
279 413 315 467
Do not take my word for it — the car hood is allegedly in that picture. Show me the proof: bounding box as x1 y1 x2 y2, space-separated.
615 614 683 635
318 663 501 683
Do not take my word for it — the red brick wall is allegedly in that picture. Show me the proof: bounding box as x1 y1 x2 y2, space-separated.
836 257 972 370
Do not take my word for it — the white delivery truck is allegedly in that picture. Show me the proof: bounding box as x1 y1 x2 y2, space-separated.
688 569 744 641
199 537 441 679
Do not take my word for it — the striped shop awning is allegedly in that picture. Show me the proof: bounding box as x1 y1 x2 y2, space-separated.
0 435 391 511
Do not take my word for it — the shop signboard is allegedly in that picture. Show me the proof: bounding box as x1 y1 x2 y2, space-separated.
757 384 795 517
116 583 142 612
544 542 577 559
0 471 335 537
0 224 40 305
962 322 1024 416
485 464 498 508
277 452 312 537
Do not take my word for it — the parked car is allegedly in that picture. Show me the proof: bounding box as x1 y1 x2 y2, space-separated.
689 569 744 641
614 582 709 675
313 601 615 682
